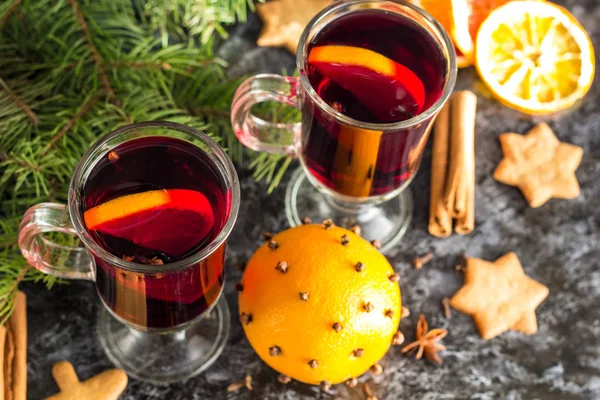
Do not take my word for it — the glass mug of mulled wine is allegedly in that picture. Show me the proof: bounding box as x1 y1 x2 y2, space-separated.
18 122 240 383
231 0 456 250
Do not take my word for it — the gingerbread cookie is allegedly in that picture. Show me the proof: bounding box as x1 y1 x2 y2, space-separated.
45 361 127 400
450 252 549 340
494 123 583 208
256 0 332 53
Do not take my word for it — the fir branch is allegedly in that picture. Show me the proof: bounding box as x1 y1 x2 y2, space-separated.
43 94 100 155
0 0 21 26
68 0 116 102
0 0 294 325
0 77 39 125
0 151 40 173
0 264 29 325
190 106 231 118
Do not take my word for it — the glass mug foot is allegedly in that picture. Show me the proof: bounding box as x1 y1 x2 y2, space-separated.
98 296 230 384
285 167 412 252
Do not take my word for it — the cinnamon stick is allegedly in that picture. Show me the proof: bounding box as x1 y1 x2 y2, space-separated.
333 126 383 197
4 330 13 400
428 102 452 237
0 325 6 400
7 292 25 400
453 91 476 234
444 91 477 219
456 166 475 234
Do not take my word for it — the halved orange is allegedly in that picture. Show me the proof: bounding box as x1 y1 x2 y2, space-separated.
475 1 595 115
451 0 516 63
308 45 426 120
84 189 214 257
407 0 472 68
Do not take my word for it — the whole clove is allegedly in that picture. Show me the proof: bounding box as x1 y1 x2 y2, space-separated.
442 297 452 319
392 331 405 345
370 363 383 375
262 232 274 241
401 306 410 319
108 151 119 162
341 234 350 245
345 377 358 388
269 346 281 356
240 313 252 325
275 261 289 273
413 252 434 270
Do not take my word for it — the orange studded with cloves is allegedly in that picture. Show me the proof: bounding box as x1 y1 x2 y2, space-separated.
238 223 401 385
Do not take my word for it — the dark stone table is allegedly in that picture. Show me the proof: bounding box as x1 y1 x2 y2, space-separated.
23 0 600 398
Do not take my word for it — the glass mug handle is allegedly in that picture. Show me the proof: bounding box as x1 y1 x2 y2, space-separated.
18 203 94 281
231 74 301 155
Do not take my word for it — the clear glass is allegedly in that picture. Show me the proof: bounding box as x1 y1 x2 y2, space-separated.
231 0 456 251
18 121 240 383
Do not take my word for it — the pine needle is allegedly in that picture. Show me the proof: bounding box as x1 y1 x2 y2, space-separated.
0 0 294 323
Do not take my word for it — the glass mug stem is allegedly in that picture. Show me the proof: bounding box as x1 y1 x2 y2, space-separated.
231 74 301 155
18 203 94 280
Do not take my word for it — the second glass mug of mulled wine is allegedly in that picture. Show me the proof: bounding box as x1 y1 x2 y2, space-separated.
231 0 456 250
18 121 240 384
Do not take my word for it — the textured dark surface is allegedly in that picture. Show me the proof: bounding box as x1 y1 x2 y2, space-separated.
23 1 600 399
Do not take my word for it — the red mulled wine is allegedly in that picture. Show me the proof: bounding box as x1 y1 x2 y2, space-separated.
301 9 447 197
81 137 230 329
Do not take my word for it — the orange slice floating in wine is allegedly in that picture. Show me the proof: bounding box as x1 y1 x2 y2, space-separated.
84 189 215 258
308 45 426 121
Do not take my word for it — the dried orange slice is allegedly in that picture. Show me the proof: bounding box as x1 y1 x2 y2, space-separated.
450 0 515 63
308 45 426 118
407 0 472 68
475 1 595 115
84 189 214 257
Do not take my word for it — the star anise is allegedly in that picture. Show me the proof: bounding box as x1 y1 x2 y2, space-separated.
401 314 447 364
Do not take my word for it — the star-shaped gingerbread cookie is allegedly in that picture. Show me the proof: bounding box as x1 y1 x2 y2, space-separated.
450 252 549 340
256 0 332 53
494 123 583 208
45 361 127 400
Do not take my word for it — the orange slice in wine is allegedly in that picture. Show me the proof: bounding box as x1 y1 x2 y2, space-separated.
84 189 215 257
308 45 426 120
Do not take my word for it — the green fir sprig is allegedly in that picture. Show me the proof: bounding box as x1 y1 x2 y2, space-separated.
0 0 299 323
